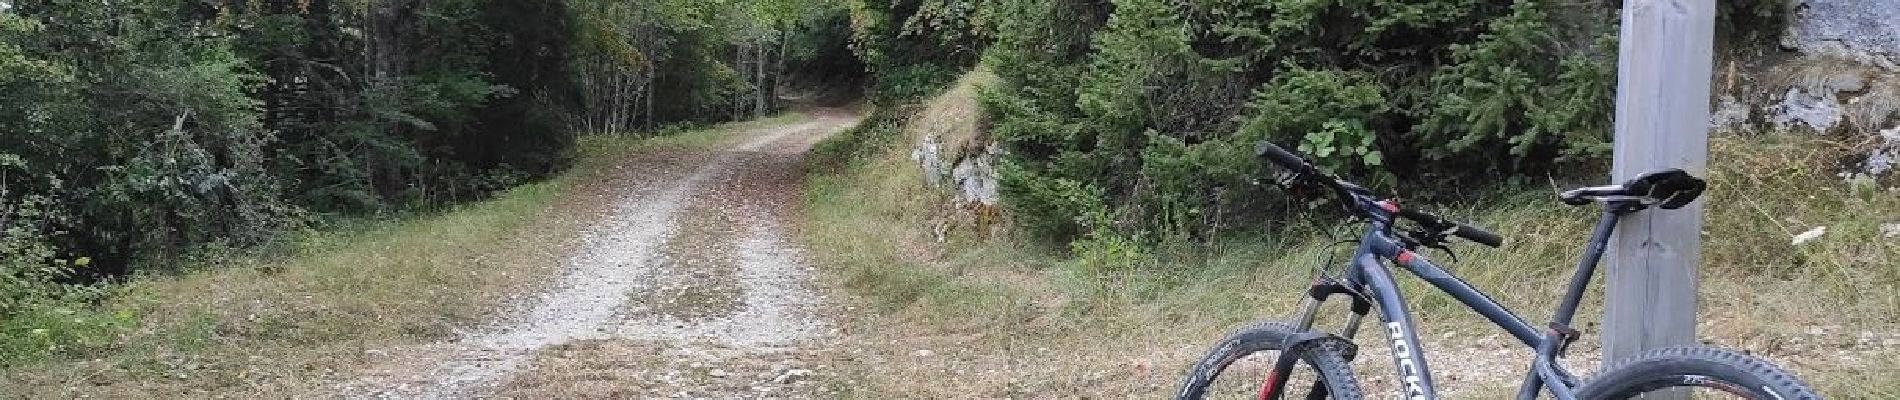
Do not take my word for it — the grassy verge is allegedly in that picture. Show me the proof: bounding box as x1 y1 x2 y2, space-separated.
0 116 795 397
803 72 1900 397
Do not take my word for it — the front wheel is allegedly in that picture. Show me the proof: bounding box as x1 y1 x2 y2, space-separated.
1576 346 1820 399
1176 321 1363 399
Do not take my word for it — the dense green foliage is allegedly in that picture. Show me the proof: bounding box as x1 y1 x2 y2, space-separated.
0 0 584 283
574 0 854 132
977 0 1787 248
847 0 991 102
3 1 291 284
808 0 993 177
981 0 1625 244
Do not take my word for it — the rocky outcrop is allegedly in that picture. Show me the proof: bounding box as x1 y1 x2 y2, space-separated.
1752 0 1900 137
948 145 1000 206
1704 0 1900 181
1768 87 1844 132
1863 126 1900 176
905 71 999 207
1783 0 1900 71
904 69 1004 237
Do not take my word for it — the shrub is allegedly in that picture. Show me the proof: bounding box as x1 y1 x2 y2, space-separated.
983 0 1621 247
1418 0 1617 173
0 155 130 366
849 0 991 102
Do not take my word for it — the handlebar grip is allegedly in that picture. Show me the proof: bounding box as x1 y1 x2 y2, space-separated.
1401 208 1503 248
1255 141 1312 173
1451 224 1503 248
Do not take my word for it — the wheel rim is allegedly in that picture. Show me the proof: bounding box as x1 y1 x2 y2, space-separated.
1606 374 1783 399
1198 349 1332 399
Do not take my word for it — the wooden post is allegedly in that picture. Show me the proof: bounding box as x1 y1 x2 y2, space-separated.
1603 0 1715 395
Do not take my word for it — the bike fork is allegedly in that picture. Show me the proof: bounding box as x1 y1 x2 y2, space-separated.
1268 284 1368 400
1293 282 1373 339
1293 297 1322 331
1340 312 1365 338
1259 331 1354 400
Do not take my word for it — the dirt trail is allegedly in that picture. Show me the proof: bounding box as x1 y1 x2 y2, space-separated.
340 110 859 398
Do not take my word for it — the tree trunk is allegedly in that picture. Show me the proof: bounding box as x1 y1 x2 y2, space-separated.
734 45 746 120
775 33 789 107
755 41 768 118
645 59 655 129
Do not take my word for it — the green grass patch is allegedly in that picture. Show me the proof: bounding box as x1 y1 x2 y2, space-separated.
0 175 570 394
802 135 1031 319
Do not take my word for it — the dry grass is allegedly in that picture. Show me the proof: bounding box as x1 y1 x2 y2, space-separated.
0 181 576 398
804 71 1900 398
911 67 996 153
0 117 797 398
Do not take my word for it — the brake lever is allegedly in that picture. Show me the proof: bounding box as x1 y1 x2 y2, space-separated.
1403 227 1460 263
1255 169 1301 190
1427 242 1459 263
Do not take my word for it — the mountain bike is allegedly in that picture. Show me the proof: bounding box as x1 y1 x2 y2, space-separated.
1175 141 1820 399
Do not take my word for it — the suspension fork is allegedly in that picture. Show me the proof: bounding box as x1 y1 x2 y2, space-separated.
1270 261 1373 400
1292 280 1374 338
1268 272 1372 399
1294 236 1379 337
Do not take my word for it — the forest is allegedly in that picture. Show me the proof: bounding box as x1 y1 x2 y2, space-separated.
0 0 853 330
9 0 1897 397
0 0 1796 350
0 0 1822 359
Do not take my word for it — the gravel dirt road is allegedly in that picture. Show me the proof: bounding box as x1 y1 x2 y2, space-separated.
340 109 859 399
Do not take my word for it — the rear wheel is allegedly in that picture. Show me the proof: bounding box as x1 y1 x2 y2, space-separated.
1176 321 1363 399
1576 346 1819 399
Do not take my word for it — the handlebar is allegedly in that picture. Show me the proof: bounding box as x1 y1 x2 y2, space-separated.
1398 209 1504 247
1255 141 1315 175
1255 141 1502 248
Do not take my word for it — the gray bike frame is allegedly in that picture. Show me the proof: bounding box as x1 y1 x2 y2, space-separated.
1287 201 1635 400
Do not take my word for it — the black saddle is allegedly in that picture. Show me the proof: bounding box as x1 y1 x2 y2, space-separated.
1559 169 1707 210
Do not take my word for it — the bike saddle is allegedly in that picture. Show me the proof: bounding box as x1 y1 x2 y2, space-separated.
1559 169 1707 209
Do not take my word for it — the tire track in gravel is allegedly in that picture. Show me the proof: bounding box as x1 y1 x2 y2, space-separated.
340 110 859 398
